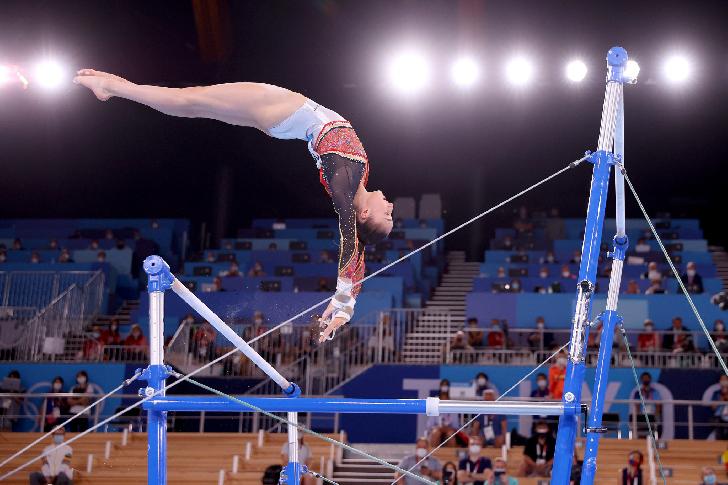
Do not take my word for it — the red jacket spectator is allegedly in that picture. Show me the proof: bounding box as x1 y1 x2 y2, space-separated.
124 324 147 348
100 320 122 345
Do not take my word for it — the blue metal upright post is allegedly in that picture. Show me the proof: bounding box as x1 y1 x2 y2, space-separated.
142 256 174 485
551 47 631 485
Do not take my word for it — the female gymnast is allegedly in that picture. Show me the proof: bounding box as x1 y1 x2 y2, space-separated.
74 70 394 342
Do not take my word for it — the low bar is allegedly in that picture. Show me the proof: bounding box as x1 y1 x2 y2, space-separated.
143 396 572 416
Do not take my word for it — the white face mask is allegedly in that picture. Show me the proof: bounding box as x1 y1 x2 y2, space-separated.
440 385 449 392
477 378 487 386
648 270 661 280
537 380 547 389
539 272 548 278
53 435 64 445
77 376 87 385
415 448 427 458
687 270 696 278
557 357 567 367
537 322 545 329
52 383 62 392
562 272 570 278
469 445 481 455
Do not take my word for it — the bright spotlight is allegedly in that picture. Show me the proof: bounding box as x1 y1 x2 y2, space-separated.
451 57 479 87
623 59 640 83
505 57 534 86
663 55 691 84
33 60 66 89
0 65 10 84
387 51 430 94
565 60 588 82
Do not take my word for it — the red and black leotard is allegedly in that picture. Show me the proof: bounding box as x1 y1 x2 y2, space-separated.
312 121 369 298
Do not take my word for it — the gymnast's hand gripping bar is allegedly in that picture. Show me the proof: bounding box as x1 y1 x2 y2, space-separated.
143 255 299 396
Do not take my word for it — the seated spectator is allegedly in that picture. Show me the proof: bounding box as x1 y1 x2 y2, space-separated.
268 242 278 251
441 461 459 485
205 251 217 263
700 466 721 485
619 450 643 485
625 280 640 294
395 437 442 485
474 372 492 396
487 320 505 349
518 421 555 477
527 317 554 350
539 251 558 265
0 251 6 264
479 389 507 447
662 317 695 353
713 320 728 353
426 381 462 447
537 267 549 279
450 331 472 351
458 435 493 485
124 324 148 355
96 251 106 263
644 278 666 295
569 251 581 265
680 261 704 294
513 206 533 234
58 249 74 263
509 279 522 293
319 250 333 263
637 320 659 352
12 238 22 250
496 267 507 279
491 457 518 485
560 265 575 280
210 276 225 292
0 370 23 431
100 319 122 346
88 239 99 250
500 236 514 251
530 373 549 398
28 428 73 485
630 372 662 438
466 318 484 347
281 436 315 485
635 238 651 254
248 261 265 277
80 325 104 361
44 377 68 432
220 262 242 277
67 371 92 432
549 351 567 399
48 239 59 250
641 262 662 281
252 311 268 338
104 229 114 240
114 239 126 250
711 378 728 440
30 251 41 264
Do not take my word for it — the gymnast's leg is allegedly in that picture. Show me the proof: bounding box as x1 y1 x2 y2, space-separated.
73 69 306 132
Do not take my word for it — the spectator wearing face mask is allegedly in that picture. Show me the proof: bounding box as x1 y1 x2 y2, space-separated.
44 377 68 432
531 373 549 398
700 466 721 485
518 422 554 477
625 280 640 295
30 252 41 264
96 251 107 263
248 261 266 277
394 437 442 485
644 278 666 295
662 317 695 353
100 319 122 346
474 373 492 396
426 380 463 447
66 371 93 432
619 450 643 485
549 351 568 399
487 320 505 349
487 457 517 485
560 265 575 280
0 251 6 263
28 428 73 485
478 390 507 448
496 267 507 279
569 251 581 265
630 372 662 438
680 261 704 294
641 262 662 282
124 324 148 360
442 461 459 485
220 261 242 278
540 251 558 265
637 320 659 352
537 267 549 279
527 317 554 351
458 435 492 485
0 370 24 431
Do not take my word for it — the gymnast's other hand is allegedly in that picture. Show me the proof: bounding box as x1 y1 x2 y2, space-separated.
73 69 129 101
318 315 347 343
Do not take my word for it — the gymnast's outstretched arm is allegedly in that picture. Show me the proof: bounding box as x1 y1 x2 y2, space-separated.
73 69 305 132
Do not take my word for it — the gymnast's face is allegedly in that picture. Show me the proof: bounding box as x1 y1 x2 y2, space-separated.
363 190 394 235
